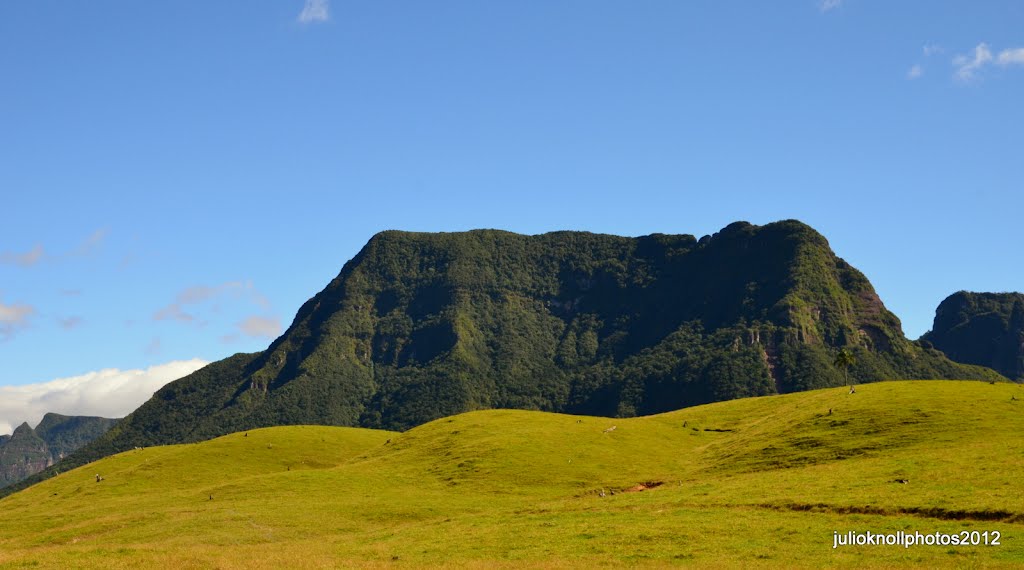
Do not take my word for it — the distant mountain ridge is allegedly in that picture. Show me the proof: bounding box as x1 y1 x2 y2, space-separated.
0 414 118 488
922 291 1024 381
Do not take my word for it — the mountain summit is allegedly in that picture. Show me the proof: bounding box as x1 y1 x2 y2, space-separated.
69 220 999 465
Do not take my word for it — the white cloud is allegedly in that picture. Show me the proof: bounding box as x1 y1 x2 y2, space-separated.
0 229 107 268
251 291 271 308
953 43 993 81
923 44 943 57
237 316 282 339
997 47 1024 66
58 316 84 330
67 228 108 258
0 359 209 436
153 303 196 323
0 244 44 267
154 281 269 324
907 64 923 79
0 300 35 339
820 0 842 13
298 0 329 23
176 283 238 304
952 44 1024 81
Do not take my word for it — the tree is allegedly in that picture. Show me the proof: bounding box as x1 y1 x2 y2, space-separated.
833 348 856 386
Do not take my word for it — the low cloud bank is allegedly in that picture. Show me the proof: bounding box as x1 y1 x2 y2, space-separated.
0 359 209 435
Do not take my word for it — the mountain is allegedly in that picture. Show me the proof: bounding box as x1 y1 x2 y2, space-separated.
922 291 1024 381
73 221 1004 445
0 414 118 488
3 220 1003 496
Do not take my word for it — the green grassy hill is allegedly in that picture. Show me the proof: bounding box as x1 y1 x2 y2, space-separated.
1 380 1022 568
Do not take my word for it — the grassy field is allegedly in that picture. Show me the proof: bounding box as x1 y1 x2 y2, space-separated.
1 380 1022 568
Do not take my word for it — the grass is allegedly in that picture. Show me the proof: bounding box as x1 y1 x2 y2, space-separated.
1 380 1023 568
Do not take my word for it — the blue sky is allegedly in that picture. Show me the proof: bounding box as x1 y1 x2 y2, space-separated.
0 1 1022 428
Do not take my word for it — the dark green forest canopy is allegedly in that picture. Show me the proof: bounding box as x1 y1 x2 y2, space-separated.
6 220 1002 497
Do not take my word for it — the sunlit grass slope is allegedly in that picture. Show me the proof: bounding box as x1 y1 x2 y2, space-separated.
1 380 1023 568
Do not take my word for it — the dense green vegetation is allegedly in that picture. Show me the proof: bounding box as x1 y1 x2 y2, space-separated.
34 413 120 461
0 414 117 488
1 381 1021 568
5 220 1002 498
922 291 1024 381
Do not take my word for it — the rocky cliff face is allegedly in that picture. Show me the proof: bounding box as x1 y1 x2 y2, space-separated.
0 423 53 488
922 292 1024 381
0 414 118 488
